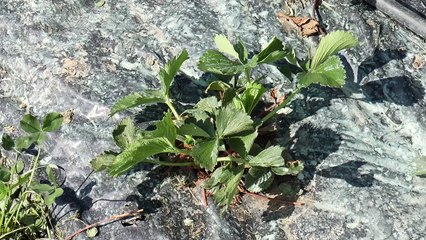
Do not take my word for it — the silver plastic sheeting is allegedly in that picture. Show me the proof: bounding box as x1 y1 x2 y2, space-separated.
0 0 425 239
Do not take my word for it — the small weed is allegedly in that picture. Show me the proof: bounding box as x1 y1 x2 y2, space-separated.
0 112 64 239
92 31 357 211
415 156 426 177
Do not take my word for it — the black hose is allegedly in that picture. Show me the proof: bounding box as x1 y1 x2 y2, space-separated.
365 0 426 39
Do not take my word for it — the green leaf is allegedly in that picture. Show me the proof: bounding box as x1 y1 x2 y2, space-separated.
91 152 117 172
210 73 234 83
215 106 254 138
20 214 37 226
15 132 46 149
416 170 426 176
44 188 63 206
246 55 259 69
284 47 298 66
32 132 47 145
233 96 246 112
110 90 165 116
113 117 136 149
198 50 246 75
233 38 248 63
159 49 189 96
20 114 41 133
0 166 11 182
1 134 14 150
178 119 215 138
222 88 237 108
149 112 177 144
42 112 63 132
223 169 244 205
310 30 357 69
10 172 30 191
35 217 45 228
86 227 99 238
213 165 244 209
184 108 210 122
258 51 289 65
249 146 285 167
16 136 33 150
205 81 231 92
240 82 266 114
109 137 178 176
95 0 105 8
220 88 248 113
191 138 219 171
0 182 8 200
244 167 274 193
218 93 245 113
298 56 346 88
228 130 258 158
46 165 59 187
202 165 226 189
215 34 239 59
30 183 55 194
257 37 288 64
194 96 220 115
14 160 24 174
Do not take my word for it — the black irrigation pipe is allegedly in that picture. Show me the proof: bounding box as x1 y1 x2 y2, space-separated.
365 0 426 39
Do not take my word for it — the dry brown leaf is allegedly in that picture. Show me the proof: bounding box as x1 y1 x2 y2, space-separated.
276 11 325 37
63 58 90 79
271 88 285 105
412 55 425 70
62 109 75 124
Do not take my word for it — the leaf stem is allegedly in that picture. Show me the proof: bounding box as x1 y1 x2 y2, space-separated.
217 157 247 165
244 68 251 83
217 156 232 162
0 184 9 234
165 99 181 121
262 86 302 123
12 147 42 224
143 159 194 167
0 225 32 239
0 154 17 232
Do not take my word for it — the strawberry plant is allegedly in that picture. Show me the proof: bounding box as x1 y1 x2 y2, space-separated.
92 31 357 211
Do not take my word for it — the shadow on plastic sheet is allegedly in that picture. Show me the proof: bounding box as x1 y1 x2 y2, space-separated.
125 167 167 214
261 49 426 221
52 165 164 228
285 50 424 127
356 49 425 106
316 160 375 187
262 123 343 221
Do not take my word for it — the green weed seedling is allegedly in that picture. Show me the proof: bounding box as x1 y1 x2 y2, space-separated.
415 156 426 177
92 31 357 211
0 112 64 239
